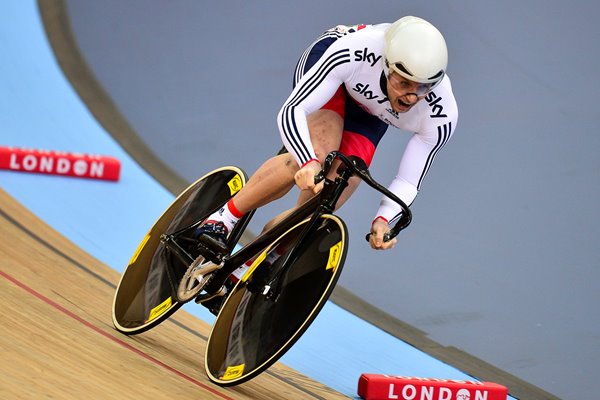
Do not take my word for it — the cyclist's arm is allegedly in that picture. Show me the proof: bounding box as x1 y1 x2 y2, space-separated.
375 122 456 224
375 76 459 226
276 42 352 167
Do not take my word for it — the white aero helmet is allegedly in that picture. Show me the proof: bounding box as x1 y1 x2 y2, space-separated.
384 16 447 94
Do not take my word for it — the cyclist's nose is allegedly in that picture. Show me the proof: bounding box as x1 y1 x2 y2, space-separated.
402 93 418 105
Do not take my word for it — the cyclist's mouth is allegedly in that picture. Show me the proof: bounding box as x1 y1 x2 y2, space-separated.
395 98 414 112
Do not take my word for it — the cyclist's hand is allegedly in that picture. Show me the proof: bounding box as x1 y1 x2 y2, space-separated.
294 160 322 193
369 217 397 250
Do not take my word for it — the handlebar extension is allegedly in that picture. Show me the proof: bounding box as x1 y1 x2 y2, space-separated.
315 151 412 243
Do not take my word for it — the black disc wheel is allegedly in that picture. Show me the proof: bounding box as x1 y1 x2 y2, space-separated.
205 214 348 385
112 167 246 335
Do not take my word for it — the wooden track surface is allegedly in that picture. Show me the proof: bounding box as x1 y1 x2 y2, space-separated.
0 188 349 400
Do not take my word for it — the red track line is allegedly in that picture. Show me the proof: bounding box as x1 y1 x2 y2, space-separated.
1 269 234 400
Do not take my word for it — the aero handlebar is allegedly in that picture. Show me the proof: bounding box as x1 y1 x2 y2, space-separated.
315 151 412 242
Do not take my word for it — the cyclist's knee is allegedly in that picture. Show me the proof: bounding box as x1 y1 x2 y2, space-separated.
279 153 300 175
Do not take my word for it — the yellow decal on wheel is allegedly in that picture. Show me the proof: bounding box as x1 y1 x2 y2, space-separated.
227 174 243 195
221 364 245 380
129 234 150 265
241 251 267 283
146 297 172 322
326 241 342 271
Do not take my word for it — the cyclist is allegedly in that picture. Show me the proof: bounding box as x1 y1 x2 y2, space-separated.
197 16 458 284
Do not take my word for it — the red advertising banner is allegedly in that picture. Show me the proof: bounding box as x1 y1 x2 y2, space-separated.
0 146 121 181
358 374 508 400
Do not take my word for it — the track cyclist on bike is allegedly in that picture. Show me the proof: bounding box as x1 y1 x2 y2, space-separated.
196 16 458 296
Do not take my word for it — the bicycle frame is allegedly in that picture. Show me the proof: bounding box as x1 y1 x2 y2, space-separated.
161 151 412 297
201 175 334 295
203 151 412 295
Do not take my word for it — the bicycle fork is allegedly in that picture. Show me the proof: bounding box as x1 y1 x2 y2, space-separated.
260 172 350 301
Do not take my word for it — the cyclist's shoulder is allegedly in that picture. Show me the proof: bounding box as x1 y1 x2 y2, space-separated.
406 76 458 137
331 23 389 34
429 76 458 118
326 23 387 71
328 23 388 45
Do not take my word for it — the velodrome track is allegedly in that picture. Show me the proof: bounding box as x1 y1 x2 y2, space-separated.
0 189 348 400
0 2 558 399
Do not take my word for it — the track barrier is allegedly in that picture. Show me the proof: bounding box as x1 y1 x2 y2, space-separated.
358 374 508 400
0 146 120 181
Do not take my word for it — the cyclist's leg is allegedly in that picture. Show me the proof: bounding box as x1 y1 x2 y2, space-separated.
228 153 297 214
234 114 342 237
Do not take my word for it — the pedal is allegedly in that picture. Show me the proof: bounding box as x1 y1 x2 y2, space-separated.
196 285 230 316
195 235 227 264
194 285 226 304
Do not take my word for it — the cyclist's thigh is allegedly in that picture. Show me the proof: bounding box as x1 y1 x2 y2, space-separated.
307 108 344 161
340 95 388 167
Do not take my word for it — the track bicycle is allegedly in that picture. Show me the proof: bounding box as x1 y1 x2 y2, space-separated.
112 151 412 385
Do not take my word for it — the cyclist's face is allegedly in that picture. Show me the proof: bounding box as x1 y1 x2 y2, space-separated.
386 72 425 113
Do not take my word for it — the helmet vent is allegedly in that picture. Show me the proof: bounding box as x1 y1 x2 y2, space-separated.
428 70 444 80
394 63 413 77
